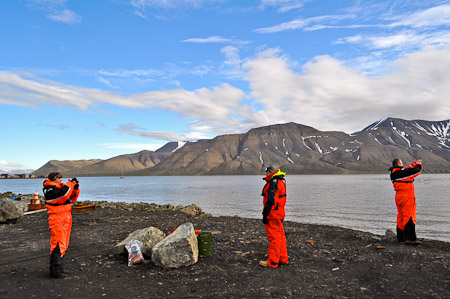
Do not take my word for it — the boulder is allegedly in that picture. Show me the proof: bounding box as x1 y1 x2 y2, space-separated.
180 204 204 216
381 228 397 241
181 205 198 216
115 227 165 257
151 222 199 268
0 198 24 224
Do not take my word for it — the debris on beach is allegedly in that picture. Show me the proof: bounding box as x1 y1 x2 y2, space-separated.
116 226 166 256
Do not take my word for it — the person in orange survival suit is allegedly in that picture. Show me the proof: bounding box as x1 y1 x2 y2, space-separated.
43 172 80 278
259 165 289 268
389 159 423 245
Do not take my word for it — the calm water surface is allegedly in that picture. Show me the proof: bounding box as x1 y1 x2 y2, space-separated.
1 174 449 242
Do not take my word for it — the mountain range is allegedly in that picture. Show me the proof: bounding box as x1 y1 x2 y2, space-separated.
31 117 450 176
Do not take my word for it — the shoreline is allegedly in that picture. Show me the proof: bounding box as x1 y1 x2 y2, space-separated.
1 199 450 298
3 192 449 243
78 200 450 244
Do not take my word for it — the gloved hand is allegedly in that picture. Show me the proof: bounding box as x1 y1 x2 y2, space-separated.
262 217 268 224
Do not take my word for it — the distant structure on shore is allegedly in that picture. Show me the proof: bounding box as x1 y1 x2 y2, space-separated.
0 173 42 179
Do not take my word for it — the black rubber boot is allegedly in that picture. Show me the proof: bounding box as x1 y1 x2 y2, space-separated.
50 244 68 279
404 218 417 242
396 226 405 242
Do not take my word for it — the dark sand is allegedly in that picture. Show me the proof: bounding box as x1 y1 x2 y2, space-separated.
1 202 449 298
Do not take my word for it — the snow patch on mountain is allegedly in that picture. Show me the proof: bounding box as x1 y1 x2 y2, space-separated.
412 121 450 148
172 141 187 152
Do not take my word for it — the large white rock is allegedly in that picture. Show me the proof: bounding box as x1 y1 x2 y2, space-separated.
151 222 198 268
0 198 24 224
115 227 166 256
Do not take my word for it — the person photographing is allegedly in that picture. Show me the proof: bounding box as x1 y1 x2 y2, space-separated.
389 159 423 245
43 172 80 278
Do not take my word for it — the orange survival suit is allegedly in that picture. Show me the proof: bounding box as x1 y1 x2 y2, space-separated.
43 174 79 278
389 160 422 242
262 169 288 268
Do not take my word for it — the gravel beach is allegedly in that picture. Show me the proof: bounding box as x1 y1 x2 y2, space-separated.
1 200 449 298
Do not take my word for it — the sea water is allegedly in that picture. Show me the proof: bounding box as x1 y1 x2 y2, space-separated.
1 174 449 242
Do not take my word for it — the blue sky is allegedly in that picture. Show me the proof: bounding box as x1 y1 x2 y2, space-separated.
1 0 450 171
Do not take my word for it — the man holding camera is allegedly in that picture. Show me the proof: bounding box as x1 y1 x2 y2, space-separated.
389 159 423 245
43 172 80 278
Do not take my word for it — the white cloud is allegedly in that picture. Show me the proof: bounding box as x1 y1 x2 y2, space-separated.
26 1 82 24
219 46 243 78
388 4 450 28
131 0 205 10
259 0 307 13
2 44 450 135
254 14 354 33
130 0 223 18
182 36 232 43
101 142 165 150
47 9 82 24
98 77 120 89
182 36 251 46
98 69 163 78
115 124 210 141
38 123 71 130
255 3 450 36
339 31 450 52
243 44 450 132
0 160 25 171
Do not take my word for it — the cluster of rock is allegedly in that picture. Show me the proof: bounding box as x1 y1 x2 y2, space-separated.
75 200 211 217
0 192 36 223
115 222 199 268
0 192 211 224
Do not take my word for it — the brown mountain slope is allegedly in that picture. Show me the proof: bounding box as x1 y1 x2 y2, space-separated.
32 159 102 176
135 119 450 175
72 150 173 176
31 118 450 176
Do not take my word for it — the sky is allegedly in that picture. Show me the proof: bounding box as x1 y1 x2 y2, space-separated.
1 0 450 171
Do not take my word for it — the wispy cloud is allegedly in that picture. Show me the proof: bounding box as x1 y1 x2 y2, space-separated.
254 14 354 33
182 36 233 43
219 46 243 79
338 31 450 50
0 160 25 171
182 36 251 45
38 123 71 130
101 142 165 151
98 77 120 89
130 0 222 18
115 124 210 141
26 1 82 24
131 0 205 10
98 68 164 78
388 4 450 28
97 64 212 82
332 5 450 62
255 4 450 34
259 0 307 13
47 8 82 24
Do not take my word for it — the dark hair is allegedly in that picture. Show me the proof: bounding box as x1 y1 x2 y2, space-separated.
48 172 62 181
392 158 401 167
